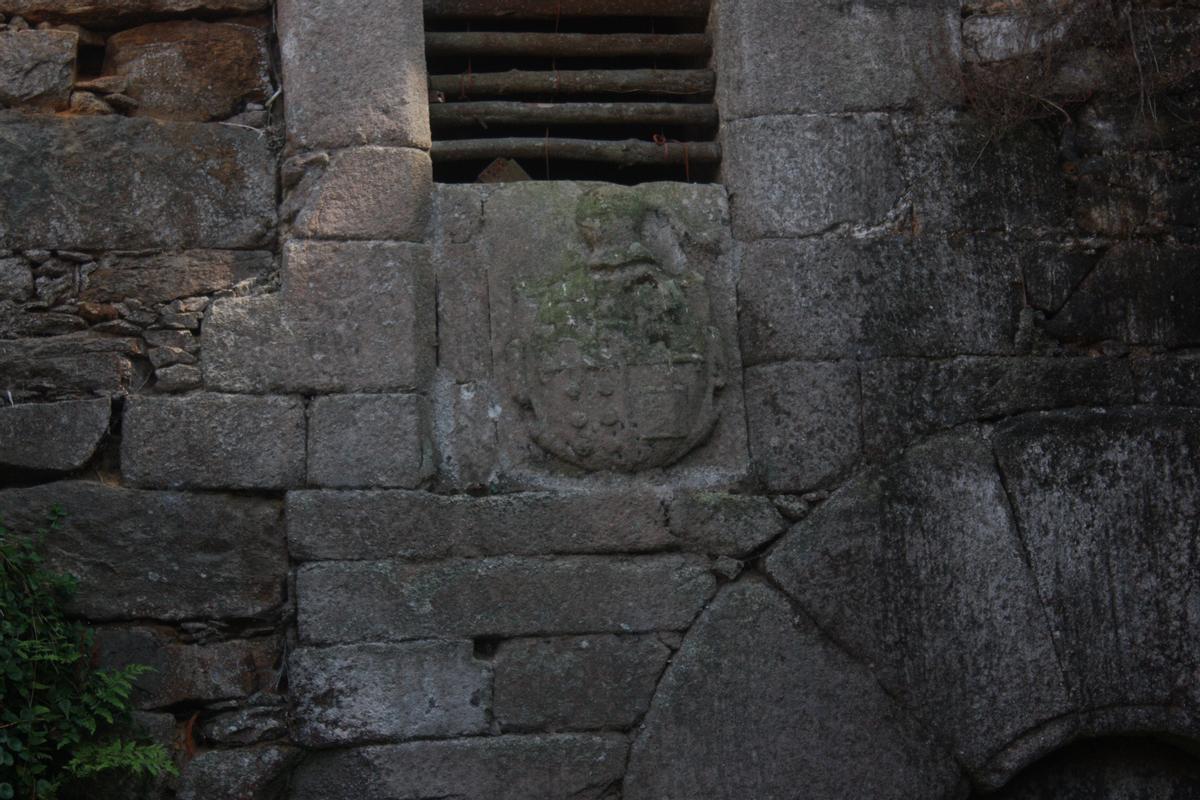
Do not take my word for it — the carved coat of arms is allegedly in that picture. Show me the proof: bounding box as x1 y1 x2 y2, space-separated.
509 188 726 473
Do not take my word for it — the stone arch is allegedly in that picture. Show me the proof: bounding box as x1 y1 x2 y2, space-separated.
626 408 1200 799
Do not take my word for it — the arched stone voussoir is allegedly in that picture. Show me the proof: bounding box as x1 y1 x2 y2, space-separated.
993 408 1200 723
623 579 967 800
762 430 1073 782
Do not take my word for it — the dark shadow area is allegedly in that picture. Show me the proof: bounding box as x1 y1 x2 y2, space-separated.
979 737 1200 799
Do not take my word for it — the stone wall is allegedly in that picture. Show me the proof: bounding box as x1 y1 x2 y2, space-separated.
0 0 1198 797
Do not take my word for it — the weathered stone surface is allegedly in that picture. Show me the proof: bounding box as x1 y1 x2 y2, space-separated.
288 147 432 241
1134 353 1200 406
204 241 435 394
0 29 74 110
717 0 960 118
0 397 109 471
436 182 747 487
738 236 1025 363
896 111 1067 234
765 433 1071 782
0 0 269 26
102 20 267 121
290 734 628 800
296 555 717 644
666 491 785 557
1021 241 1101 314
0 481 285 621
153 363 201 392
1043 244 1200 347
93 626 279 709
277 0 429 150
307 394 432 489
744 361 861 492
625 581 965 800
177 745 299 800
0 256 31 300
287 489 674 560
431 185 491 381
289 642 490 746
80 250 271 305
723 114 902 240
494 634 671 731
0 332 141 400
431 375 500 490
861 356 1136 459
122 394 306 489
994 408 1200 712
198 703 287 747
0 113 275 250
991 738 1200 800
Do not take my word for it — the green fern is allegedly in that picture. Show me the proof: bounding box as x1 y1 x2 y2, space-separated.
0 509 178 799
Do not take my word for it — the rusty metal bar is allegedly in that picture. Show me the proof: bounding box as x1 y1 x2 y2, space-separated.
431 137 720 164
424 0 710 18
429 68 715 97
430 101 717 128
424 31 711 58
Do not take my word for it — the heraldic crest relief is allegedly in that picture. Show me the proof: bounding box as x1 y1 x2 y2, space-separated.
508 187 727 473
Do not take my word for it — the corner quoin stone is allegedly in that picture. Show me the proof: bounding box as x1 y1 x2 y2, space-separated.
289 642 490 746
296 555 717 644
307 394 433 489
288 147 432 241
277 0 429 151
121 394 306 490
203 241 435 394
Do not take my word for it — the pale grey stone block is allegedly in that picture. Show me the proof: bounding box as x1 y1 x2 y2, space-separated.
717 0 961 118
0 481 286 621
277 0 429 150
624 581 965 800
744 361 861 492
723 114 902 240
121 394 306 489
493 634 671 731
737 236 1026 364
289 642 490 746
666 491 786 557
296 555 717 644
0 397 109 471
204 241 435 394
307 394 433 489
288 146 432 241
287 488 673 560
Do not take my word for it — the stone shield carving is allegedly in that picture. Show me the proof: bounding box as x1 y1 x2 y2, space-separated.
511 188 726 472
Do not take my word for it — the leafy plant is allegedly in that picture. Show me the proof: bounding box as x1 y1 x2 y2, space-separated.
0 508 177 799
